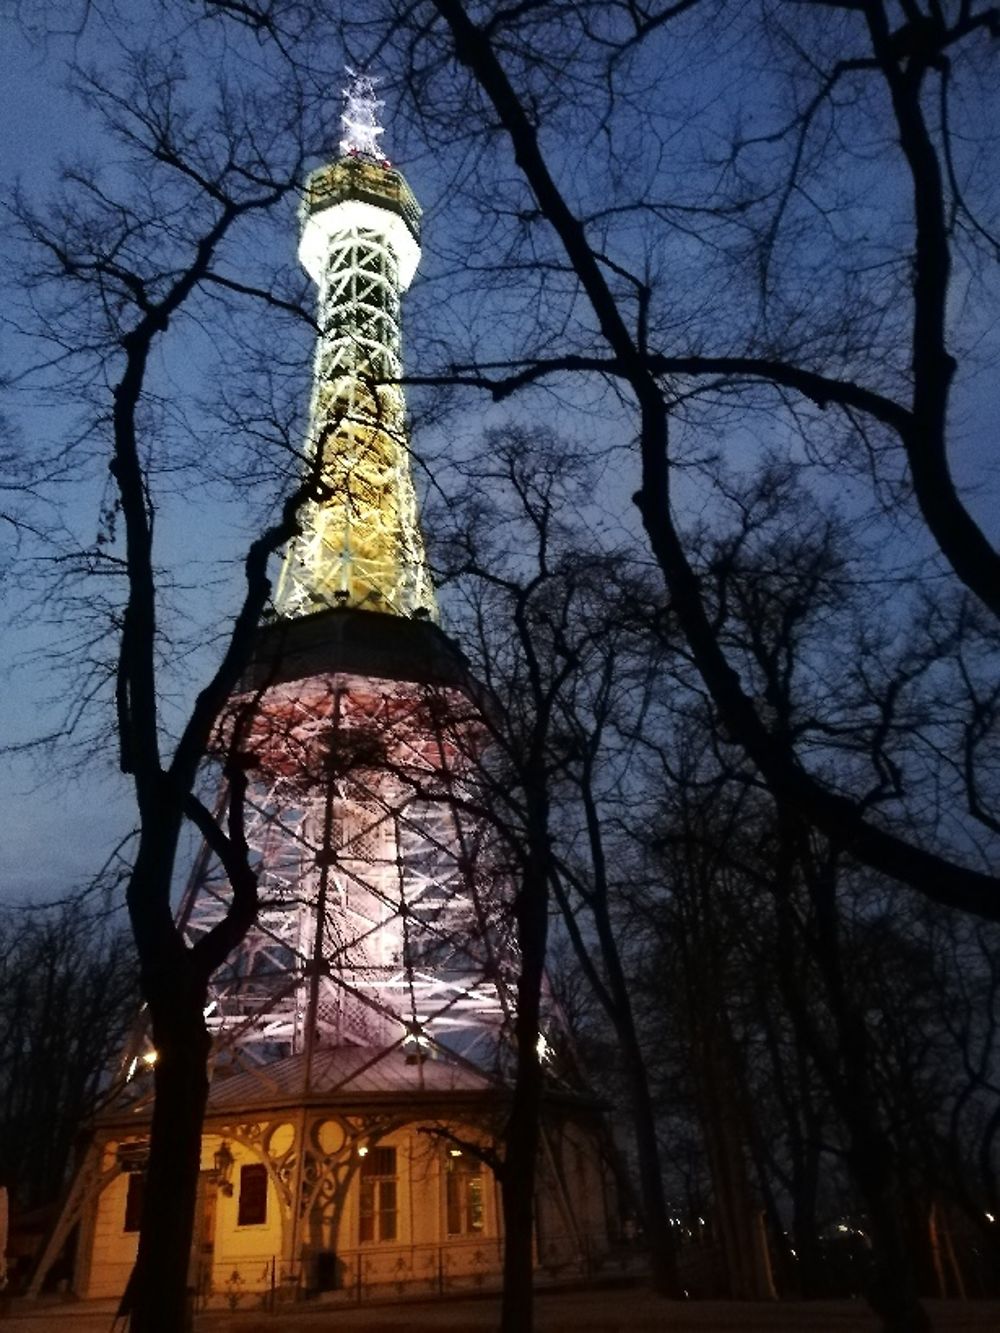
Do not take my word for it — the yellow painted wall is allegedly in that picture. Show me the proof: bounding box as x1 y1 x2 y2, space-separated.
79 1115 604 1303
203 1136 284 1296
81 1144 140 1299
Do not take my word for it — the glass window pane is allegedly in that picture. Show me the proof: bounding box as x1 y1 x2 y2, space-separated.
379 1181 397 1240
359 1148 397 1243
445 1156 484 1236
468 1176 484 1232
237 1164 268 1226
446 1172 461 1235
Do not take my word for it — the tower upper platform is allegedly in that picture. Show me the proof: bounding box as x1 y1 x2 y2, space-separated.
244 605 471 695
299 157 421 289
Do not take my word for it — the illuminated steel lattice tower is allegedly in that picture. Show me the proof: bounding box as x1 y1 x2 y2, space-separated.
180 74 512 1083
28 77 608 1308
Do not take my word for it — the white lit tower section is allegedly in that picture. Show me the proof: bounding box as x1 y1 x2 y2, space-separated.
276 71 435 619
177 75 512 1086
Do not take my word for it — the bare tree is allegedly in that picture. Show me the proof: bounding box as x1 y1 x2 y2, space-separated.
197 0 1000 894
9 44 320 1332
410 0 1000 919
428 430 622 1329
626 469 1000 1320
0 900 137 1224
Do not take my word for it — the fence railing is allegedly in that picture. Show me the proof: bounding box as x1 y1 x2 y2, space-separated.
194 1231 643 1311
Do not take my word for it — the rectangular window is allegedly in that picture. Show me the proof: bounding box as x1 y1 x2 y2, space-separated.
445 1154 484 1236
359 1147 397 1243
123 1173 144 1233
237 1163 268 1227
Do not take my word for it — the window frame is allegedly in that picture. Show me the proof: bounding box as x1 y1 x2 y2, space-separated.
444 1152 486 1238
358 1146 398 1244
236 1162 269 1228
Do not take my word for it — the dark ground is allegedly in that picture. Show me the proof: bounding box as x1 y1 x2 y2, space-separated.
5 1289 1000 1332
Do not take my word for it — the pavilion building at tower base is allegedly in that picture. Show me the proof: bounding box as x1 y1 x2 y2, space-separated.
65 1051 614 1307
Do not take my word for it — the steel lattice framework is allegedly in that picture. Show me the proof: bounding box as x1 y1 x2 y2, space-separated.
173 77 515 1091
30 79 604 1305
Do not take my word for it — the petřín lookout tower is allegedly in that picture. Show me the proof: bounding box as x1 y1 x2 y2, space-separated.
37 73 612 1307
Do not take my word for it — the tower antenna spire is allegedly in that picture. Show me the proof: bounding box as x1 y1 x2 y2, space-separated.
339 66 386 161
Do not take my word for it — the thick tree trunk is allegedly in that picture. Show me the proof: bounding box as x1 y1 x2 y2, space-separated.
813 904 930 1331
774 840 931 1333
127 955 210 1333
500 854 549 1333
699 1040 773 1300
791 1146 824 1298
848 1136 930 1333
500 1088 541 1333
625 1054 680 1296
587 892 679 1295
788 1046 824 1298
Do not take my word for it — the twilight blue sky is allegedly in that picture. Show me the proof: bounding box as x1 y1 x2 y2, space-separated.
2 3 997 903
2 14 131 901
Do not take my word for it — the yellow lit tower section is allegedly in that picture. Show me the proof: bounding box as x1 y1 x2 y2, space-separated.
276 71 435 620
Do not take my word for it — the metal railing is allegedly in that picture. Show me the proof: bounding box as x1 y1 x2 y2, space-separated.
193 1230 640 1312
